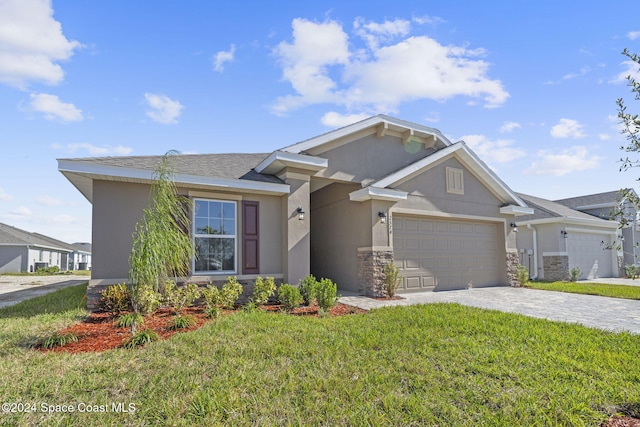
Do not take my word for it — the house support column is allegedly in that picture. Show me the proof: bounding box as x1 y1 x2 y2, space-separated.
506 250 519 286
542 253 569 281
357 246 393 297
281 171 311 285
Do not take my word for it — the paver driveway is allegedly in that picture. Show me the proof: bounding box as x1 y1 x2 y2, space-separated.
340 286 640 334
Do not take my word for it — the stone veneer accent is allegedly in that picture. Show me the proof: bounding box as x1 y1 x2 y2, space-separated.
543 255 569 282
357 247 393 297
506 251 520 287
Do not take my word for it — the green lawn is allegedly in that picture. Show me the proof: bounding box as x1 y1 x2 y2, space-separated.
1 284 639 426
525 281 640 300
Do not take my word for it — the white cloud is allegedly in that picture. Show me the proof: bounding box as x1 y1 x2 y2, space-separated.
320 111 370 127
550 118 586 138
628 31 640 40
9 206 32 217
52 142 132 156
412 15 446 26
213 44 236 72
500 121 521 133
598 133 611 140
523 146 601 176
144 93 184 124
354 17 411 50
271 18 508 115
0 187 13 202
36 195 63 206
562 66 590 81
611 60 640 84
0 0 81 88
29 93 83 122
461 134 526 165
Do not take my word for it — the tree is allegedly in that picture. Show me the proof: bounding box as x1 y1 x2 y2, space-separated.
128 150 195 328
616 48 640 215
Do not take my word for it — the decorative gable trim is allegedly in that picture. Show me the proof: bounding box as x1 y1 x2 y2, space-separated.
349 187 408 202
254 151 327 175
371 142 529 208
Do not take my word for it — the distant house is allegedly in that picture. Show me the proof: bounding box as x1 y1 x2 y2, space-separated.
554 189 640 267
0 222 91 273
514 194 620 281
59 114 533 306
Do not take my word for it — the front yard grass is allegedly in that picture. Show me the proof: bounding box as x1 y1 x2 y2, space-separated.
526 281 640 300
1 284 639 426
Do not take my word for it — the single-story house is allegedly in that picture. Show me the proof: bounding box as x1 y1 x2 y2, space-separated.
514 194 621 281
0 222 91 273
58 114 534 306
554 189 640 267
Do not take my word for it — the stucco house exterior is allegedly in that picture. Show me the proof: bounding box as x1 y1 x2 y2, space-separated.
554 189 640 267
58 115 533 304
0 222 92 273
514 194 620 281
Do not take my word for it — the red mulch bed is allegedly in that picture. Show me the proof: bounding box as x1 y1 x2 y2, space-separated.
39 303 365 354
603 416 640 426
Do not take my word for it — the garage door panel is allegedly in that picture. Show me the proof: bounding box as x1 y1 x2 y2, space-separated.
393 216 501 292
567 233 613 279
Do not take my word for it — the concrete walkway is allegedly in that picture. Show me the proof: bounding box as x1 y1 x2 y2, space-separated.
339 286 640 335
0 275 90 309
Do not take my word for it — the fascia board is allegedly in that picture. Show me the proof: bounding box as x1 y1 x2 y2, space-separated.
58 160 290 197
515 217 619 228
500 205 535 216
254 151 328 174
349 187 408 202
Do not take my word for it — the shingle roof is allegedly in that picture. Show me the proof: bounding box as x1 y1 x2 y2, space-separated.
0 223 75 251
515 193 609 222
553 189 628 209
58 153 283 184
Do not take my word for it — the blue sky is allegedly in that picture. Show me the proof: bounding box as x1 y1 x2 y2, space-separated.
1 0 640 244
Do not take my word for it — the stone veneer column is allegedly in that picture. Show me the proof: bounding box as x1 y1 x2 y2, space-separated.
357 247 393 297
506 251 520 287
542 254 569 281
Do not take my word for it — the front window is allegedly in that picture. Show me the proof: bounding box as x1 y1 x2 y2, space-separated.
193 199 236 273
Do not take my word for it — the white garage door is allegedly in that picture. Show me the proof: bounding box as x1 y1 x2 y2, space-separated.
567 232 614 279
393 216 501 292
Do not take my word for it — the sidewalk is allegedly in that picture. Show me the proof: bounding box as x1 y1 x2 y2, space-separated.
0 275 90 309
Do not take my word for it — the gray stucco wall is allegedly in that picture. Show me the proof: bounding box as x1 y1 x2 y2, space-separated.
311 182 371 292
91 180 285 283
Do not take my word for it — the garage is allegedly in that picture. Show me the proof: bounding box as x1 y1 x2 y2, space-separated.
392 215 501 291
566 232 614 279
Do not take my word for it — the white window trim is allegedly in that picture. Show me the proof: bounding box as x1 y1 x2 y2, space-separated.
192 198 238 275
446 167 464 195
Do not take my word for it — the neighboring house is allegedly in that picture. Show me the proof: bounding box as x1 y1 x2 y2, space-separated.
0 222 91 273
554 189 640 267
69 243 92 271
58 114 533 305
514 194 620 281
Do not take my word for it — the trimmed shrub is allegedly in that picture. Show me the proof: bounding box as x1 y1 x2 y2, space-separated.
164 282 201 313
277 284 303 311
316 278 339 314
569 267 581 282
99 283 131 314
219 277 243 309
134 283 162 315
383 263 401 298
299 275 318 306
516 265 529 287
625 264 640 280
252 276 276 305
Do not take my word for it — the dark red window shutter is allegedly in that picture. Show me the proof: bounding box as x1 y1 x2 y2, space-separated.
242 201 259 274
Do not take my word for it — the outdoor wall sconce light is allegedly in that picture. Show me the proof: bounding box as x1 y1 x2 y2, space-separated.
296 207 305 221
561 230 568 238
510 223 518 233
378 211 387 224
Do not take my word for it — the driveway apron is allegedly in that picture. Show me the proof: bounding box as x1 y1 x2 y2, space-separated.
340 286 640 334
